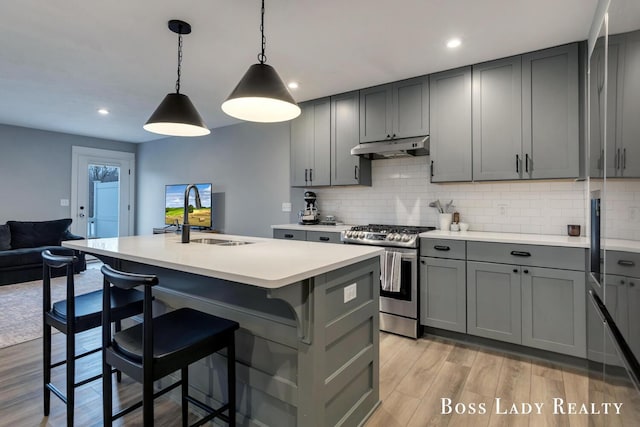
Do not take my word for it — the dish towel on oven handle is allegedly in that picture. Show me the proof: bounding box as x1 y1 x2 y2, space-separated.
381 250 402 292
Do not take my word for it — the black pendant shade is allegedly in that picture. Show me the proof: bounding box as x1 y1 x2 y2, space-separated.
144 93 210 137
144 20 210 137
221 63 301 123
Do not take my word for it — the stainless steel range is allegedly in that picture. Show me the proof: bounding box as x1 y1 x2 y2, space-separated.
341 224 435 338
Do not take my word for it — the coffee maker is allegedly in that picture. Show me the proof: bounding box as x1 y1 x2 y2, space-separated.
298 191 320 225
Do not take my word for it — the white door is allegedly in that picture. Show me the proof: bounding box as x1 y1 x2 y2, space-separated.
71 147 135 238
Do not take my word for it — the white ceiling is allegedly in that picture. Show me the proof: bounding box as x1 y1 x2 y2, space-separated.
1 0 598 143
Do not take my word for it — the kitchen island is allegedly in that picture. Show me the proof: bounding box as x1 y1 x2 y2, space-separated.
63 232 383 427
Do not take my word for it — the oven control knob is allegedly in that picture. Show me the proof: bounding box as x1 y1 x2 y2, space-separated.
358 231 366 238
386 234 394 241
401 234 411 242
346 231 353 238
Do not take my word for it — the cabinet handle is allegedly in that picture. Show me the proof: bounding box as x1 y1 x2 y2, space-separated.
510 250 531 257
386 134 391 139
525 154 530 173
623 148 626 170
319 236 330 241
513 268 519 273
392 133 396 139
431 160 434 178
434 245 450 251
354 165 359 181
304 169 308 183
617 260 635 267
523 269 529 274
630 281 635 287
516 154 520 173
309 168 313 182
284 234 294 239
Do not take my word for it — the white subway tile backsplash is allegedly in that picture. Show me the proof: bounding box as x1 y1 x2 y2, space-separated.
313 157 586 235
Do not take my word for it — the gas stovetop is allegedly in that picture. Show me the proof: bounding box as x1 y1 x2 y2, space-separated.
341 224 436 248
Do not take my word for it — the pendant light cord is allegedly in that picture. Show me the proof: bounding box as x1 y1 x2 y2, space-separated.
258 0 267 64
176 30 183 94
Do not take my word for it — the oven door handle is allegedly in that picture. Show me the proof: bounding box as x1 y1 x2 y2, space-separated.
386 249 417 261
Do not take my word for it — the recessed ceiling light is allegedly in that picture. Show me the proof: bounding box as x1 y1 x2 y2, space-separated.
97 108 110 115
446 38 462 49
287 81 299 89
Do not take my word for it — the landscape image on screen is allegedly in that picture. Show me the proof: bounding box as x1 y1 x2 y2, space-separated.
165 183 212 228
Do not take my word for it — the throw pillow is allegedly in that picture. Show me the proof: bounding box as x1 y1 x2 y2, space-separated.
0 224 10 250
7 218 73 248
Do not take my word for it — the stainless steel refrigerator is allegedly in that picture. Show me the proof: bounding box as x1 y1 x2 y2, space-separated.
587 0 640 424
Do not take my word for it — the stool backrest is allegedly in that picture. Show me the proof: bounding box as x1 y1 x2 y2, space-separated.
41 249 78 327
100 265 158 370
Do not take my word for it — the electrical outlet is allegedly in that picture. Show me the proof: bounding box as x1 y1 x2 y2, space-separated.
344 283 357 303
60 199 69 207
282 202 292 212
498 204 508 216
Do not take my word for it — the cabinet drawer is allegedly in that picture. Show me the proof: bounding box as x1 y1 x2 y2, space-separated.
467 241 585 271
306 231 342 244
420 239 466 260
606 251 640 278
273 229 306 241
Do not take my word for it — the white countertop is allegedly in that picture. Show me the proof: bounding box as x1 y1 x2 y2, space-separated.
271 223 353 232
420 230 590 248
605 239 640 253
63 233 382 289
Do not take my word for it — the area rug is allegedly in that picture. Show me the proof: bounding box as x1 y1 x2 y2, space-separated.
0 265 103 349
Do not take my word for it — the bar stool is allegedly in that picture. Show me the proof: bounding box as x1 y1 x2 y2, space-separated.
42 249 145 427
100 264 239 426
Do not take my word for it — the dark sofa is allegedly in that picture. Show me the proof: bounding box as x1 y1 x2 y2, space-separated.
0 218 86 286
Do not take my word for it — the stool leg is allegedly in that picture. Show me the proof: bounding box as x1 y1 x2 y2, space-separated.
228 337 236 427
181 366 188 427
114 321 122 383
43 323 51 416
143 372 154 426
66 332 75 427
102 352 113 427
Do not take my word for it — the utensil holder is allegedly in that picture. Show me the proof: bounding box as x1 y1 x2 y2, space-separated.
439 213 453 231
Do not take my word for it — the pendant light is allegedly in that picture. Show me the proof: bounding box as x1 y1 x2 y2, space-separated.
144 20 210 137
221 0 301 123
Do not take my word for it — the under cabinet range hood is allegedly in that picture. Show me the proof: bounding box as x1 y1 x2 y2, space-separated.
350 135 429 159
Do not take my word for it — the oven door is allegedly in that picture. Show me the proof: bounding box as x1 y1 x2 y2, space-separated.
379 247 417 318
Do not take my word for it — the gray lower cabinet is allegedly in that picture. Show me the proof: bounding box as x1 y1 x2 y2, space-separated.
290 98 331 187
467 261 522 344
419 256 466 333
331 91 371 186
522 43 580 179
429 66 472 182
521 266 586 357
467 241 586 356
273 228 342 244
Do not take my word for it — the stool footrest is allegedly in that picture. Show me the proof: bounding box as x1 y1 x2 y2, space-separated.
185 396 230 426
112 379 183 421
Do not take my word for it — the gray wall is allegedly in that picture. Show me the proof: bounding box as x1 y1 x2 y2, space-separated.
136 121 294 238
0 124 136 224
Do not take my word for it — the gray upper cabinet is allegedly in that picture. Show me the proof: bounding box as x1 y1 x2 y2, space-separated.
472 56 523 181
359 76 429 143
359 84 393 142
331 91 371 186
522 44 580 179
429 67 472 182
615 30 640 178
291 98 331 187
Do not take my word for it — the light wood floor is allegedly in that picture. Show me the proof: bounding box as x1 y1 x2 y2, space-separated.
1 330 639 426
365 333 640 427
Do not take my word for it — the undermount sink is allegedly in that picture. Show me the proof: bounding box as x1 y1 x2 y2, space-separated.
190 238 254 246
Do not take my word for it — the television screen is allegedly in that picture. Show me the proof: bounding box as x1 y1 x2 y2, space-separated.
165 183 212 228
